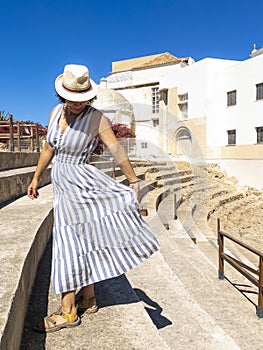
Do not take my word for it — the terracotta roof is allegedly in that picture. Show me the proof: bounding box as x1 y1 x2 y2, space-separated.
111 52 189 74
136 52 189 69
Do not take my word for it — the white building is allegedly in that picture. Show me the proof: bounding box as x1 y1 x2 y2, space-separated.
97 48 263 188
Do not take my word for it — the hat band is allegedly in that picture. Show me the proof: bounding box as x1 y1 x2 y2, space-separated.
62 83 92 93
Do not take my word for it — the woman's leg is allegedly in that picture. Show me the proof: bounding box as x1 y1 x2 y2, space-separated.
78 283 97 311
36 290 78 331
81 283 95 300
61 290 77 313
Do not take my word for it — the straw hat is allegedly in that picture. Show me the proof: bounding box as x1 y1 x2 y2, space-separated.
55 64 98 102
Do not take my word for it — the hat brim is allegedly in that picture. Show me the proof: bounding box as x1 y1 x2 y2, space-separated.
55 74 98 102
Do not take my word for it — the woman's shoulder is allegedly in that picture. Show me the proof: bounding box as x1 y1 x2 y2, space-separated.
86 106 104 136
50 103 63 118
47 104 63 127
87 105 103 117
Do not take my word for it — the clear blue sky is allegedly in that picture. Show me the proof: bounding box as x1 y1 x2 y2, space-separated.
0 0 262 127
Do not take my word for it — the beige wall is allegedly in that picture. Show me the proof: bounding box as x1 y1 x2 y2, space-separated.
168 87 179 116
206 143 263 159
220 144 263 159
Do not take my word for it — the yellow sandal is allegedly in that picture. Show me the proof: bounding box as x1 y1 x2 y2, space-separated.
34 307 81 333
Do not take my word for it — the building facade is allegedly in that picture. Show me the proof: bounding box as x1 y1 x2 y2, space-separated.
97 49 263 187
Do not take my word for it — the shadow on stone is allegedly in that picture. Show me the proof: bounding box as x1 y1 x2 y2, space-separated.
19 238 52 350
76 274 141 320
134 288 172 329
225 277 258 310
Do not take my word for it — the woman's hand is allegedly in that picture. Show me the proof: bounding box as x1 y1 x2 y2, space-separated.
129 181 140 200
27 178 40 199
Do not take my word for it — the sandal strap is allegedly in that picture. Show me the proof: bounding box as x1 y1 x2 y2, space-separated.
44 315 57 327
44 307 77 327
43 309 62 328
79 296 97 309
60 307 77 323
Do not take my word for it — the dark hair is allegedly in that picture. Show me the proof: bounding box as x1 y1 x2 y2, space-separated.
56 93 97 105
56 93 66 103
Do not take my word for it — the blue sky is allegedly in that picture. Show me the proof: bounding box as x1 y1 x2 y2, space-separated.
0 0 262 126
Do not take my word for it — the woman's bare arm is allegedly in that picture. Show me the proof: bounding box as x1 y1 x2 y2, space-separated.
98 115 138 184
27 109 55 199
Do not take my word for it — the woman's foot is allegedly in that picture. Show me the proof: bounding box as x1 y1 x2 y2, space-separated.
33 307 80 333
77 295 98 314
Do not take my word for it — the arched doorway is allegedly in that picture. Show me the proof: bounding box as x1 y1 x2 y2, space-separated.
175 127 192 157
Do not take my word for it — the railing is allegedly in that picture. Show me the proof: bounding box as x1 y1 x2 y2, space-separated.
0 115 45 152
217 218 263 318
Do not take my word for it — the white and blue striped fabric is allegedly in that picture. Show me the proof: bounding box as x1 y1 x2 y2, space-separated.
47 104 159 294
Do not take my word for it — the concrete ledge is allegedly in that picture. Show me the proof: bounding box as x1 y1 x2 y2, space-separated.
0 152 40 171
0 167 51 208
0 186 53 350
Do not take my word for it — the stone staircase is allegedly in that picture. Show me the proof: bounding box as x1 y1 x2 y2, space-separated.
0 155 262 350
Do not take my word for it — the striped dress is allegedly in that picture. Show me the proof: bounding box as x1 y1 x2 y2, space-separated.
47 104 159 294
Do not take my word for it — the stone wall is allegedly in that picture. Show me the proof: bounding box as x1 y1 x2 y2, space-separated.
0 152 40 171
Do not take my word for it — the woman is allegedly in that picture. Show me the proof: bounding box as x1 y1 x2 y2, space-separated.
28 64 159 333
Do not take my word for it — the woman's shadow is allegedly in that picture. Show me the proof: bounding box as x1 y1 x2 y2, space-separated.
133 288 172 329
87 277 172 330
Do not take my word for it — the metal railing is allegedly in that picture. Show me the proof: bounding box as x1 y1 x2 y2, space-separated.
217 218 263 318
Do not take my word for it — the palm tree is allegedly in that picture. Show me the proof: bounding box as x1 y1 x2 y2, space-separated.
0 110 9 121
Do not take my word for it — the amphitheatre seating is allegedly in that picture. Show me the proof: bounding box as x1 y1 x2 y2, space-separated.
126 168 262 349
143 164 261 292
153 166 261 302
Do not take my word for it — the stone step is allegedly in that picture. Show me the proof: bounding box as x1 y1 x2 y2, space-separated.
131 160 168 167
157 174 196 188
147 164 181 174
173 185 245 243
155 169 193 180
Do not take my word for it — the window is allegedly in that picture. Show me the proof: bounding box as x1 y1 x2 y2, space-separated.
152 87 160 114
152 119 159 127
178 93 188 102
159 89 168 105
256 83 263 100
141 142 148 149
227 129 236 145
256 126 263 143
178 93 188 119
227 90 236 106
